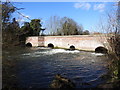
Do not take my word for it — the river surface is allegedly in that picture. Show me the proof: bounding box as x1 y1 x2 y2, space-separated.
3 47 109 88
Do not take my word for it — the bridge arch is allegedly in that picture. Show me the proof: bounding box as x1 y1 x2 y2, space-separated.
95 46 108 53
48 43 54 48
26 42 32 47
69 45 75 50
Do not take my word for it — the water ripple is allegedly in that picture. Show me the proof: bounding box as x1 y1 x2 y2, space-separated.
8 48 109 88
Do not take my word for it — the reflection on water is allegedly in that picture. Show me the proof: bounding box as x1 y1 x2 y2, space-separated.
3 47 109 88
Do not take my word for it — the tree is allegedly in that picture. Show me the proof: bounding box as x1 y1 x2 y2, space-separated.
21 22 33 36
97 1 120 85
46 16 62 35
2 2 15 23
57 17 83 35
82 30 90 35
30 19 42 36
2 2 15 31
2 2 45 46
77 24 84 35
46 16 83 36
2 2 21 46
11 18 20 33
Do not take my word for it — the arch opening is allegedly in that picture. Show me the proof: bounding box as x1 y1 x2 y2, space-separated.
69 45 75 50
26 43 32 47
95 46 108 53
48 43 54 48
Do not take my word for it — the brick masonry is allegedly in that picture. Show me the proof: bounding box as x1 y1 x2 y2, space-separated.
26 35 110 51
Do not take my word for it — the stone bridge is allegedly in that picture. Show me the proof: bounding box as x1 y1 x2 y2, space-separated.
26 35 110 52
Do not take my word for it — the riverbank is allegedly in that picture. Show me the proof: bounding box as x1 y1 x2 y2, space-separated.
97 53 120 88
2 46 24 89
2 55 18 89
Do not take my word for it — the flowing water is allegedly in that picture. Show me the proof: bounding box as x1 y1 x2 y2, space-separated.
3 47 109 88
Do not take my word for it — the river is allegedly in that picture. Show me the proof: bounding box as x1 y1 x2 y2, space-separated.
3 47 109 88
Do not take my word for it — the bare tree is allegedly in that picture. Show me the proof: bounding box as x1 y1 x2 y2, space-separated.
46 16 62 35
46 16 83 35
97 1 120 82
57 17 83 35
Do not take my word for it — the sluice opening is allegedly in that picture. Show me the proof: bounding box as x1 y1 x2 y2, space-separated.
48 43 54 48
26 43 32 47
70 45 75 50
95 46 108 54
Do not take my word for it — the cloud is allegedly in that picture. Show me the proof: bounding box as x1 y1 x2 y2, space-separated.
93 4 105 12
74 3 91 10
74 3 106 13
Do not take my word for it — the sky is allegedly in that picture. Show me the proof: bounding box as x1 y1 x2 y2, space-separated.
11 2 117 34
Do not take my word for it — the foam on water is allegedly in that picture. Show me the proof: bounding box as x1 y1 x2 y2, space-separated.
91 53 105 56
22 53 31 56
22 49 80 57
51 49 80 53
22 49 105 58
